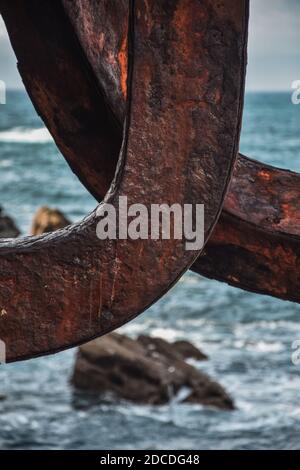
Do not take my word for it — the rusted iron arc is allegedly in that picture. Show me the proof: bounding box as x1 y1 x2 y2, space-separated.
3 0 299 304
60 0 300 303
62 0 300 303
0 0 248 362
196 156 300 303
2 1 298 304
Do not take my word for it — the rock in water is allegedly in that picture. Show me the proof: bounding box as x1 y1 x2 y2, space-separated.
31 206 70 235
71 333 234 410
0 206 20 238
138 335 208 361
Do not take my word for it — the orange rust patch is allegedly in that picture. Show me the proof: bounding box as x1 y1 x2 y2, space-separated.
118 28 128 99
258 170 271 182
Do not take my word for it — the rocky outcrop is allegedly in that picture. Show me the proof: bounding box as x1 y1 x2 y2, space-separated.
72 333 233 410
0 206 20 238
31 206 70 235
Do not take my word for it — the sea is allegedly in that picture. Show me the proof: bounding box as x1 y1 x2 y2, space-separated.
0 90 299 450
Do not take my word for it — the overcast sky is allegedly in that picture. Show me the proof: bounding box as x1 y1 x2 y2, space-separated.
0 0 299 91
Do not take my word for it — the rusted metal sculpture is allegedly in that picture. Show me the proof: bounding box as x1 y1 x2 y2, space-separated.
0 0 248 362
3 0 298 304
2 0 296 306
62 0 300 303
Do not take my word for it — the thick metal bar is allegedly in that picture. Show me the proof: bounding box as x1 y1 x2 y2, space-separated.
195 156 300 302
62 0 300 303
0 0 247 361
2 0 298 303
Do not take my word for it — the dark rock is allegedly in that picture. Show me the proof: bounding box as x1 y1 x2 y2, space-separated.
71 333 233 410
31 206 70 235
0 206 20 238
138 335 208 361
173 339 208 361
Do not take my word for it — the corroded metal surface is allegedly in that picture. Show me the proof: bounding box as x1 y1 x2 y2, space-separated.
2 0 298 304
196 157 300 302
0 0 248 361
63 0 129 112
62 0 300 302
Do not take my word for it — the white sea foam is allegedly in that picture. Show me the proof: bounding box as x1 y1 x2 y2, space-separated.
0 127 52 144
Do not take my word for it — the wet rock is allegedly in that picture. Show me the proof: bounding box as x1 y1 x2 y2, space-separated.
138 335 208 361
172 339 208 360
72 333 233 410
0 206 20 238
31 206 70 235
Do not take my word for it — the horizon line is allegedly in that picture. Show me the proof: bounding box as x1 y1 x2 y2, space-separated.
4 87 295 94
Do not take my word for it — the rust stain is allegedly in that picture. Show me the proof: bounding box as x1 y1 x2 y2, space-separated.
110 255 121 307
118 28 128 99
258 170 271 182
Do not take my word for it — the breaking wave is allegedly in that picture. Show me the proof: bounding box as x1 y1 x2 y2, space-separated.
0 127 52 144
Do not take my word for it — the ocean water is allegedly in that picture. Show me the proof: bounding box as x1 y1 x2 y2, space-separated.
0 90 299 450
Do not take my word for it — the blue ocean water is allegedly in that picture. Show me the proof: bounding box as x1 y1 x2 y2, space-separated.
0 90 299 450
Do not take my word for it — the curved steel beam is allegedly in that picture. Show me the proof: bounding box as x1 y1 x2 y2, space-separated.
197 156 300 303
0 0 248 362
61 0 300 303
3 0 298 303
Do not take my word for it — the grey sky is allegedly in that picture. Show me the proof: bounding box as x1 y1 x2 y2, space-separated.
0 0 299 91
